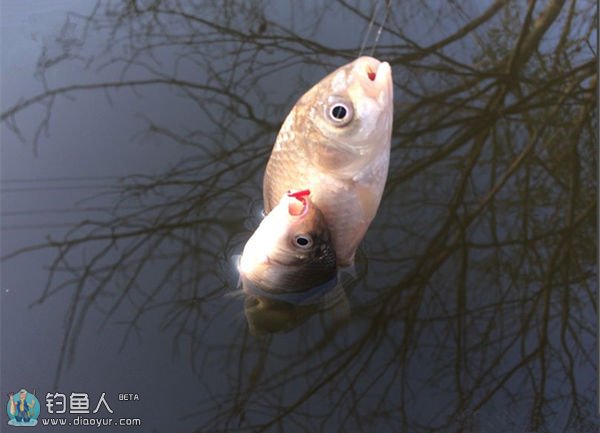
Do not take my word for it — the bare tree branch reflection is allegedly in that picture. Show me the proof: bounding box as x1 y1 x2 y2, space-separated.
1 0 597 432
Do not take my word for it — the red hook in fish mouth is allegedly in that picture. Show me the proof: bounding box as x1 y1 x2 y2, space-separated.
367 67 376 81
287 189 310 217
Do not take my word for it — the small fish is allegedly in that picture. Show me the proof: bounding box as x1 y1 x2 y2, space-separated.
263 56 394 266
239 189 337 293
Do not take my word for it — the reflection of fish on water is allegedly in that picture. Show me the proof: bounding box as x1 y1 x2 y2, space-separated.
244 282 349 336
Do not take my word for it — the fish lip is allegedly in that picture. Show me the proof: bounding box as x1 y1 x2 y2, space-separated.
375 62 392 88
375 62 393 103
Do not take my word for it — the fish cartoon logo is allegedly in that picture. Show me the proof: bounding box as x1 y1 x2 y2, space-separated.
6 389 40 427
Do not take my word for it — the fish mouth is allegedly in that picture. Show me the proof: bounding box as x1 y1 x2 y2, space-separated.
354 56 392 101
287 189 310 217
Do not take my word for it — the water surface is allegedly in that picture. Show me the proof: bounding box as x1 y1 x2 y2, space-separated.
1 1 598 432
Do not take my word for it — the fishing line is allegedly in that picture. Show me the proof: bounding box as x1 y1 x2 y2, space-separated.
358 0 392 57
369 0 392 57
358 0 381 57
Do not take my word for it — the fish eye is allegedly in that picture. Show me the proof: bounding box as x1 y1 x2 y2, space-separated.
293 234 313 248
327 101 353 126
331 104 347 119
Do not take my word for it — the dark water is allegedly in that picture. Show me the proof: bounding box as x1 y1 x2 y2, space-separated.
1 1 598 432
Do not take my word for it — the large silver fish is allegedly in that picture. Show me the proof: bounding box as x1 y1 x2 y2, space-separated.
239 189 337 293
263 56 393 266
